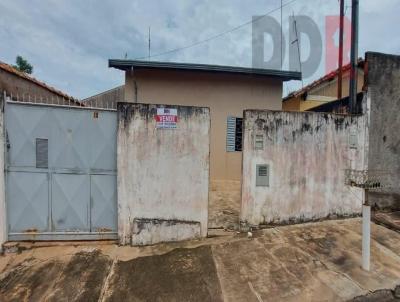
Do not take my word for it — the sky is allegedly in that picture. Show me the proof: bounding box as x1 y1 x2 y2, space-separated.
0 0 399 99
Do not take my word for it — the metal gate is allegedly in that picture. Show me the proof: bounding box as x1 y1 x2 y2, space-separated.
5 100 117 240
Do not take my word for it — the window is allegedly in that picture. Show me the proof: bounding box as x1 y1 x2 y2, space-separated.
36 138 48 168
255 135 264 150
256 164 269 187
226 117 243 152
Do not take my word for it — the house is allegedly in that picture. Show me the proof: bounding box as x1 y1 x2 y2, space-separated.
105 60 300 226
306 92 364 114
283 60 364 112
83 85 124 108
0 60 79 105
0 60 299 247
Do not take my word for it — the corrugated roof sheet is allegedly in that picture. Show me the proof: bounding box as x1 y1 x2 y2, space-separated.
109 59 301 81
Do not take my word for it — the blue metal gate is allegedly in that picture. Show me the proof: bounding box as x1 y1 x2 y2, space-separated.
5 101 117 240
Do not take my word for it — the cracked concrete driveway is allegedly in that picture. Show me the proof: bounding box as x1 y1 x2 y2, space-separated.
1 218 400 302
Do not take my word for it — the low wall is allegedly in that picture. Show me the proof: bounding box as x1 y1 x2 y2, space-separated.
117 103 210 245
241 110 367 226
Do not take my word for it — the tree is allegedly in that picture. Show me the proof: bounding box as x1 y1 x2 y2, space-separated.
13 55 33 74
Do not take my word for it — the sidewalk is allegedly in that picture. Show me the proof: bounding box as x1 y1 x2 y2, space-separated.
1 218 400 301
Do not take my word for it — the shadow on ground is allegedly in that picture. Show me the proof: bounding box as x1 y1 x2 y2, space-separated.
0 246 223 302
0 250 111 302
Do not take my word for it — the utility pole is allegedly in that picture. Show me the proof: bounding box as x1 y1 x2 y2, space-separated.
345 169 379 272
349 0 359 114
337 0 345 100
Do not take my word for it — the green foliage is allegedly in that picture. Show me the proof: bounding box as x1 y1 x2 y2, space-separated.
13 55 33 74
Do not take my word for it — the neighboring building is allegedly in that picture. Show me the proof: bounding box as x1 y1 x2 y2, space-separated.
307 92 364 114
283 60 364 112
83 85 124 108
0 60 79 105
107 60 300 222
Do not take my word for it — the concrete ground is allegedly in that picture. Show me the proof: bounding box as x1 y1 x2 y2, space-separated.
208 180 241 229
1 218 400 301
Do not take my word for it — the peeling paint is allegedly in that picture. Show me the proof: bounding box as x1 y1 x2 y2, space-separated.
131 218 201 246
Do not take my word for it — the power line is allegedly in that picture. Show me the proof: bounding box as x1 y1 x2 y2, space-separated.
133 0 298 60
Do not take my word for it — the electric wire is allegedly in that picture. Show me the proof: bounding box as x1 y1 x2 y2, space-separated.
133 0 298 60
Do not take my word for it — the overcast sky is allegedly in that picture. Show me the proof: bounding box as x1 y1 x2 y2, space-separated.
0 0 398 99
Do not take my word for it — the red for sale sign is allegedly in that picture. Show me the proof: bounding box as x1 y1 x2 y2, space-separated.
156 108 178 129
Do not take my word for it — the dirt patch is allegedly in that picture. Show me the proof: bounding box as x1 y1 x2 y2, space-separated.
373 211 400 233
104 245 223 302
208 180 241 229
0 258 63 302
47 249 112 302
0 250 112 302
349 289 399 301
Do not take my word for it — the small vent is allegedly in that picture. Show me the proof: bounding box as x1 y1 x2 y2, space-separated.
36 138 48 168
256 164 269 187
349 133 358 149
255 135 264 150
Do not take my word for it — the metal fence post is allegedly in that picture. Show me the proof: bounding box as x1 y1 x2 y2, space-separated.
362 189 370 271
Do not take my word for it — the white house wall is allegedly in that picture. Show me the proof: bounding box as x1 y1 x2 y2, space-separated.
241 110 367 226
117 103 210 245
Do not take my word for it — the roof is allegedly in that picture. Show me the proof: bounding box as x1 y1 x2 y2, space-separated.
283 59 364 101
0 60 78 101
109 59 301 81
306 92 364 114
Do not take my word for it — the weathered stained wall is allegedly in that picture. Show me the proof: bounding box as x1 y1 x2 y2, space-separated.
366 52 400 209
241 110 366 226
0 96 5 251
117 103 210 245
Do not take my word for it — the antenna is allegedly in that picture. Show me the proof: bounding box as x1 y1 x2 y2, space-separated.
148 26 151 60
291 13 303 87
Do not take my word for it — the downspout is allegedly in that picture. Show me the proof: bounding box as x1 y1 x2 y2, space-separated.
131 66 138 103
